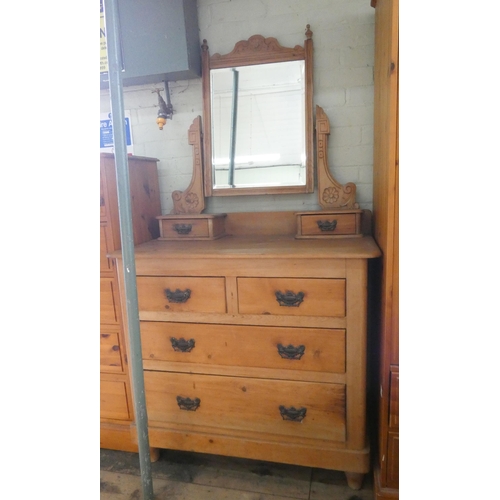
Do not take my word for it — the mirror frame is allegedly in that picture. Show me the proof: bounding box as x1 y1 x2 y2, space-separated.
201 25 314 197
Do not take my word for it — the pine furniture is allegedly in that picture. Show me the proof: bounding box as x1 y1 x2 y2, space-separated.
371 0 399 497
107 23 383 489
100 153 162 454
113 211 381 489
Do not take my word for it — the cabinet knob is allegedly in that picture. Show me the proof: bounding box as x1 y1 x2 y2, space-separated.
173 223 193 235
165 288 191 303
316 219 338 232
275 290 304 307
170 337 195 352
277 344 305 360
176 396 200 411
279 405 307 422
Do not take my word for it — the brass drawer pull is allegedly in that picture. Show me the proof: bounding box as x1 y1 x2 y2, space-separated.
170 337 195 352
176 396 200 411
173 223 193 234
316 219 337 232
165 288 191 303
279 405 307 422
275 290 305 307
277 344 305 360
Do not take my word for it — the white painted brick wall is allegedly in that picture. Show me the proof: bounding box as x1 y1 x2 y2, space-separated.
100 0 375 214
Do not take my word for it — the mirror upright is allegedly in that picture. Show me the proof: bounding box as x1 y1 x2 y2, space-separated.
202 26 314 197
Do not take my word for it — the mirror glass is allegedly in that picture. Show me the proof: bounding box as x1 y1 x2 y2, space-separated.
210 61 306 190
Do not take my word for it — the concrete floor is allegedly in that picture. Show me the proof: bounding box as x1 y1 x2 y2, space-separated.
100 448 374 500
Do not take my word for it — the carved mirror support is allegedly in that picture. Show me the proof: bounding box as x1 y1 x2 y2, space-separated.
157 116 227 241
171 116 205 214
294 106 362 239
316 105 359 210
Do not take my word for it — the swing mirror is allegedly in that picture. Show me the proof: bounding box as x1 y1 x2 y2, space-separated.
201 26 314 197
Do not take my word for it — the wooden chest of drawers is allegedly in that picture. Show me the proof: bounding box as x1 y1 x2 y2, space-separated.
113 211 380 488
100 153 161 453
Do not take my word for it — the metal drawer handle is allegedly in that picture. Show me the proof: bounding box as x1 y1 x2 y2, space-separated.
279 405 307 422
173 223 192 234
277 344 305 360
317 219 337 232
275 290 304 307
165 288 191 303
176 396 200 411
170 337 195 352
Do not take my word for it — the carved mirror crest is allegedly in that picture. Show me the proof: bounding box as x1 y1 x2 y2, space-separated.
171 116 205 214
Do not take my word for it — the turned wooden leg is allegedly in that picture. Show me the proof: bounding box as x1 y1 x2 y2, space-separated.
149 447 160 463
345 471 364 490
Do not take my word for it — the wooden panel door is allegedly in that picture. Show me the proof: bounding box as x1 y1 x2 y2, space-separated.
371 0 399 497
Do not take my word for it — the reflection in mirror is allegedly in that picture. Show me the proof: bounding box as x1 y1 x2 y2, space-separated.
201 27 314 197
210 61 306 190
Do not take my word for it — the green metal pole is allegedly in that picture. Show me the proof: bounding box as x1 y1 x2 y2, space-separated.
103 1 154 499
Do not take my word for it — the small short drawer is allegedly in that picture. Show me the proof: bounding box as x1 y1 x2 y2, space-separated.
157 214 226 240
100 175 107 218
100 222 114 273
137 276 227 314
145 371 346 443
141 322 346 374
295 210 362 238
389 367 399 429
100 331 123 373
387 430 399 488
100 379 130 420
237 277 345 317
101 277 119 325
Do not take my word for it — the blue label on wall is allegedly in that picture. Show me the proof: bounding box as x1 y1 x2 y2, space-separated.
100 113 132 148
100 112 133 153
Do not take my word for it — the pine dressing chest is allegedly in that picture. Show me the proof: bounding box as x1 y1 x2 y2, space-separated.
113 211 381 488
108 26 382 489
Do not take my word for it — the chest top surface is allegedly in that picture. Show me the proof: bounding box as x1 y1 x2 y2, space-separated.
113 234 381 262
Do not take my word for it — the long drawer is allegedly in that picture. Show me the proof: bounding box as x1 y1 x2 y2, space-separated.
137 276 227 313
144 371 346 442
141 322 346 374
237 277 346 317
